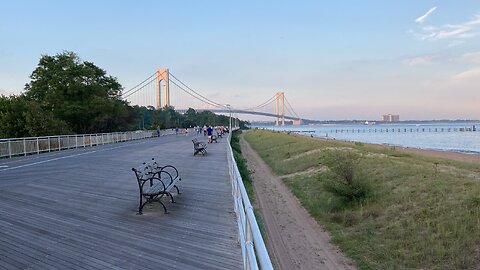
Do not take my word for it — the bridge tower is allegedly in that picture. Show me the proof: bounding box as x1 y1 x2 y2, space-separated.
156 68 170 109
275 92 285 126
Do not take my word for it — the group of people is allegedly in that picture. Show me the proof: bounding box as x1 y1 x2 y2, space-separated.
156 125 230 140
192 125 230 143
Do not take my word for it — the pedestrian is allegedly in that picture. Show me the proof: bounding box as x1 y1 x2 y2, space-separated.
207 126 213 143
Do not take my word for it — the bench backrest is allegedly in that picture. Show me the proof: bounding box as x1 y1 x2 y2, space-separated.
151 158 179 181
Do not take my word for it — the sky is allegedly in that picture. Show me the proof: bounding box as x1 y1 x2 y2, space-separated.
1 1 480 121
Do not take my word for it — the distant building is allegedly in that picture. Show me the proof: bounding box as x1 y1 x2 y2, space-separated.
382 114 400 122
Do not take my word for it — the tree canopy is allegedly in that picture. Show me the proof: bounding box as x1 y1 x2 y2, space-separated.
0 51 248 139
24 51 137 134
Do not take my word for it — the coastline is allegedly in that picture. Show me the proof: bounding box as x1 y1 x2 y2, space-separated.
304 134 480 164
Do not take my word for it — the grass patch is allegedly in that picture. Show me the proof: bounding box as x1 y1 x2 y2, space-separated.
245 129 480 270
231 130 266 235
231 130 254 202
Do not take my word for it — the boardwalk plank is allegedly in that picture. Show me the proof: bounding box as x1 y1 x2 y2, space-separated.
0 135 242 269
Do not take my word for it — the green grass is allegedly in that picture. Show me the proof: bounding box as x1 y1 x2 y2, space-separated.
244 129 480 270
230 130 265 235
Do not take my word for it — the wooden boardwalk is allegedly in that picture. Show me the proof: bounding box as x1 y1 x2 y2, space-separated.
0 133 242 269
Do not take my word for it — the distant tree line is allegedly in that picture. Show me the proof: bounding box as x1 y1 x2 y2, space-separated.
0 52 247 138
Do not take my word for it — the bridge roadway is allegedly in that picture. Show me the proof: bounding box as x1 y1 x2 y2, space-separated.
0 133 242 269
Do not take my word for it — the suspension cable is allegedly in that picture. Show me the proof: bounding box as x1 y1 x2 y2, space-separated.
169 79 225 109
169 73 228 109
242 94 277 111
122 76 157 99
121 72 156 96
284 96 300 118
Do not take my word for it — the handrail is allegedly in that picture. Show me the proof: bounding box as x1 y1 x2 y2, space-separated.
227 129 274 270
0 129 177 158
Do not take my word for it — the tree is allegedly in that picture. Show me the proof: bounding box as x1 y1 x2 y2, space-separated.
0 95 70 138
183 108 197 127
24 51 133 134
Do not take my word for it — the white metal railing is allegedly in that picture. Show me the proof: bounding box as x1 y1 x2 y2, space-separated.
227 130 274 270
0 129 177 158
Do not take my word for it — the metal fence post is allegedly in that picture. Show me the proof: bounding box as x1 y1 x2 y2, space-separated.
36 138 40 154
57 136 61 151
23 138 27 156
8 140 12 158
48 137 51 152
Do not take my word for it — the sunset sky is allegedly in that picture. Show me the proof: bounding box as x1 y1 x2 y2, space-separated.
1 1 479 120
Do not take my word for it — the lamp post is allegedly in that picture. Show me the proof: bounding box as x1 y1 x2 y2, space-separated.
226 104 232 131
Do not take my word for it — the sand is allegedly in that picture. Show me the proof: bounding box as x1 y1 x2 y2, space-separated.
240 134 356 270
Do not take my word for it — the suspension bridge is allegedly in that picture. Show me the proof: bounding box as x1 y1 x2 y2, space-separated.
121 68 303 126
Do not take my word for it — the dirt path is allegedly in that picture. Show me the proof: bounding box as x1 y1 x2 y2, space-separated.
240 134 356 270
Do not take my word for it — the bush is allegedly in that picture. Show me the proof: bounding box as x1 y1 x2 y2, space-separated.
231 130 242 154
322 151 372 204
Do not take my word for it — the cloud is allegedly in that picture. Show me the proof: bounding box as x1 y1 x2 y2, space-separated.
412 13 480 41
462 51 480 62
447 40 465 47
404 55 435 65
416 7 437 24
452 67 480 81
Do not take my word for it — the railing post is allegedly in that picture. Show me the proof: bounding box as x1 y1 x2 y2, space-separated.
23 138 27 156
48 137 51 152
57 136 61 151
36 138 40 154
75 136 78 149
8 140 12 158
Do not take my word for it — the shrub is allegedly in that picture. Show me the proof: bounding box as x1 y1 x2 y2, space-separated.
322 151 372 204
231 130 242 154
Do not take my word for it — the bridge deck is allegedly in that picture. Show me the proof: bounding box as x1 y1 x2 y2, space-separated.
0 133 242 270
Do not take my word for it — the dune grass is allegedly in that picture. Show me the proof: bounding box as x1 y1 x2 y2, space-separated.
230 130 265 235
244 129 480 270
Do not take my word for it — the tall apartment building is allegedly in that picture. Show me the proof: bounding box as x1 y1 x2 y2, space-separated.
382 114 400 122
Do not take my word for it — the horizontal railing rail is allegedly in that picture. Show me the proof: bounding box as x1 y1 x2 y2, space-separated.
0 129 177 158
227 129 274 270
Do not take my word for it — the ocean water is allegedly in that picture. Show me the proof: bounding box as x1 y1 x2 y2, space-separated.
255 123 480 154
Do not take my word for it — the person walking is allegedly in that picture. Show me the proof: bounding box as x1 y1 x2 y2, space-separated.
207 126 213 143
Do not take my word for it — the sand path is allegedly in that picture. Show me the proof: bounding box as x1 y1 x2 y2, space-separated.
240 134 356 270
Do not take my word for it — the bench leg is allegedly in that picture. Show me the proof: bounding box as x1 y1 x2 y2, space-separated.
167 193 176 203
137 200 147 215
174 185 181 195
159 201 169 214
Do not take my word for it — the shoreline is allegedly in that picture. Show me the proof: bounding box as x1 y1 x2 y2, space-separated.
302 134 480 164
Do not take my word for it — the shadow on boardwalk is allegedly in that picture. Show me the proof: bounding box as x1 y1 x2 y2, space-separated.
0 134 242 270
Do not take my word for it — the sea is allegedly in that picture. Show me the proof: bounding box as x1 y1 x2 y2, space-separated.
254 122 480 154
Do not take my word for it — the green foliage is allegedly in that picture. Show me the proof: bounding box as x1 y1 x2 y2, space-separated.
230 132 242 154
0 95 70 138
24 51 137 134
322 151 372 204
1 51 249 138
245 130 480 270
230 130 254 201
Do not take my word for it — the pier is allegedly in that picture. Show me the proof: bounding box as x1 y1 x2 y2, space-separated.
326 126 478 134
0 134 242 269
